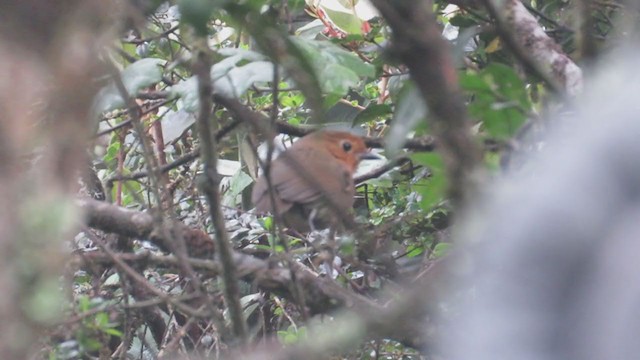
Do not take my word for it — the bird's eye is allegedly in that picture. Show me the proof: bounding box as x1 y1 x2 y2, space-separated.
341 140 352 152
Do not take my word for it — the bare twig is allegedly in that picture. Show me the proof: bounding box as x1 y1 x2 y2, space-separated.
192 42 247 342
82 227 206 318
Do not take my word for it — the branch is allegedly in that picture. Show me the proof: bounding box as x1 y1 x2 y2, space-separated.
370 0 482 208
77 198 439 350
482 0 583 96
192 43 247 341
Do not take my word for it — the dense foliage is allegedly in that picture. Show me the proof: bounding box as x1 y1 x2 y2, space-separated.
2 0 629 359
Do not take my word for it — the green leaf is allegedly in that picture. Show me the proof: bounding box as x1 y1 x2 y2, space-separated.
170 76 199 112
224 170 253 206
295 19 325 40
105 140 121 164
314 0 378 34
432 242 451 258
24 278 65 324
121 58 166 94
103 328 124 337
449 14 477 28
92 58 166 115
212 48 268 79
289 37 374 96
214 61 275 97
352 103 392 125
406 245 424 258
386 82 427 156
95 312 109 327
326 100 362 124
170 50 274 111
178 0 218 36
460 63 531 139
411 153 447 210
162 109 196 143
322 6 364 34
324 64 360 95
82 338 103 351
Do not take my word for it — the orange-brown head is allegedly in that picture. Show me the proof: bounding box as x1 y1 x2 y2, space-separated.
292 130 377 172
251 130 378 232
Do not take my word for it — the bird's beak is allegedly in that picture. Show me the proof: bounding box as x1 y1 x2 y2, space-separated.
359 151 382 160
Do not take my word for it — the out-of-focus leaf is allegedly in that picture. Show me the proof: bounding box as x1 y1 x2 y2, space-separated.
92 58 166 115
212 48 268 77
290 37 374 96
386 82 427 157
227 170 252 199
122 58 166 94
326 101 363 124
170 50 274 111
323 63 360 95
295 19 325 40
209 27 236 46
240 135 259 180
460 63 531 139
452 26 481 67
352 103 392 125
178 0 216 36
406 245 424 258
386 73 410 99
309 0 378 34
322 6 364 34
449 14 477 28
161 109 196 143
218 159 241 176
103 273 120 286
485 37 502 53
91 90 126 120
26 278 65 324
459 70 492 92
412 153 446 210
171 76 199 112
432 242 451 258
214 61 275 97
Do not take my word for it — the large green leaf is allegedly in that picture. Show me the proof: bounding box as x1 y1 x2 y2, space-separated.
322 63 360 96
460 63 531 139
411 153 447 210
352 103 392 125
214 61 275 97
289 37 374 96
161 109 196 144
121 58 166 94
308 0 378 34
178 0 218 36
170 49 275 112
170 76 199 112
92 58 166 115
386 82 428 156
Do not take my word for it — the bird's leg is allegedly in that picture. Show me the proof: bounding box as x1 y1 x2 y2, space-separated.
323 227 339 278
308 207 318 232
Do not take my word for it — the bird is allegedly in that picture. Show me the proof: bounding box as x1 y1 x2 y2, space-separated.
251 130 379 232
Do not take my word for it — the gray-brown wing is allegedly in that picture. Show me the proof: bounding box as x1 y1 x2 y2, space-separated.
252 148 355 214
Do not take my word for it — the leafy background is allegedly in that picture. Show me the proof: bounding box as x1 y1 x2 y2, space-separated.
0 0 630 359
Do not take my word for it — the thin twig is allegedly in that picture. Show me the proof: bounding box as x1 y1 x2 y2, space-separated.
105 56 218 328
192 42 247 342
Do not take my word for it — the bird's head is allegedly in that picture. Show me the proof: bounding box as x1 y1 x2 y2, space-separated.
311 131 380 172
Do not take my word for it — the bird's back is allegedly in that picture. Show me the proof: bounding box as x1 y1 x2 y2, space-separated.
251 142 355 224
